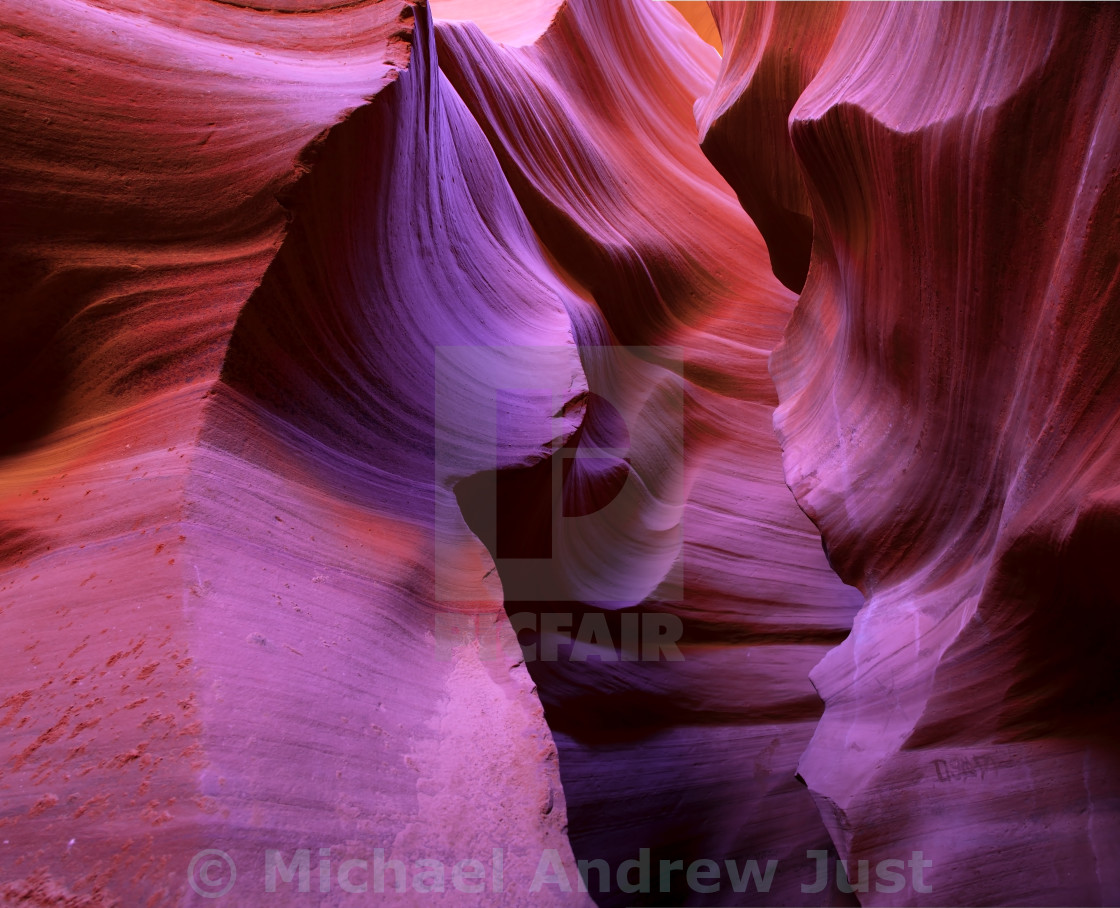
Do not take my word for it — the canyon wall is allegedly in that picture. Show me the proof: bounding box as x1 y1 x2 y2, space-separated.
0 3 585 904
1 1 1118 906
704 2 1120 905
437 1 861 904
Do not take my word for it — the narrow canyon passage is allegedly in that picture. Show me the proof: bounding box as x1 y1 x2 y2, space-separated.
1 1 1118 906
437 2 863 904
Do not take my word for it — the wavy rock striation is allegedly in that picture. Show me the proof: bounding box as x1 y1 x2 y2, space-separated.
0 3 585 904
438 1 862 904
698 1 847 293
707 2 1120 905
6 0 1118 906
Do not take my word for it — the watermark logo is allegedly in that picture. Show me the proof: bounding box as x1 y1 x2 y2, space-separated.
263 848 503 895
187 849 236 899
433 609 685 662
185 846 931 899
434 345 684 606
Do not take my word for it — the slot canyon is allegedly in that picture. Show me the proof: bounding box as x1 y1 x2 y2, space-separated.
0 1 1117 905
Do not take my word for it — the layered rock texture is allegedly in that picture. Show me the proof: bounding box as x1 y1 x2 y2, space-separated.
764 5 1120 906
1 1 1118 907
0 3 583 905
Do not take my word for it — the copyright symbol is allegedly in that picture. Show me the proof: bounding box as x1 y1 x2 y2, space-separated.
188 849 236 898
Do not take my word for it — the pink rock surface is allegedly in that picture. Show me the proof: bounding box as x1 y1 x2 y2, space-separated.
729 2 1120 905
429 0 562 46
698 1 848 292
4 0 1119 905
437 1 861 902
0 3 585 904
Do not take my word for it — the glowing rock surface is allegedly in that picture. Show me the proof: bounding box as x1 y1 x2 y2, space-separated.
1 1 1117 906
